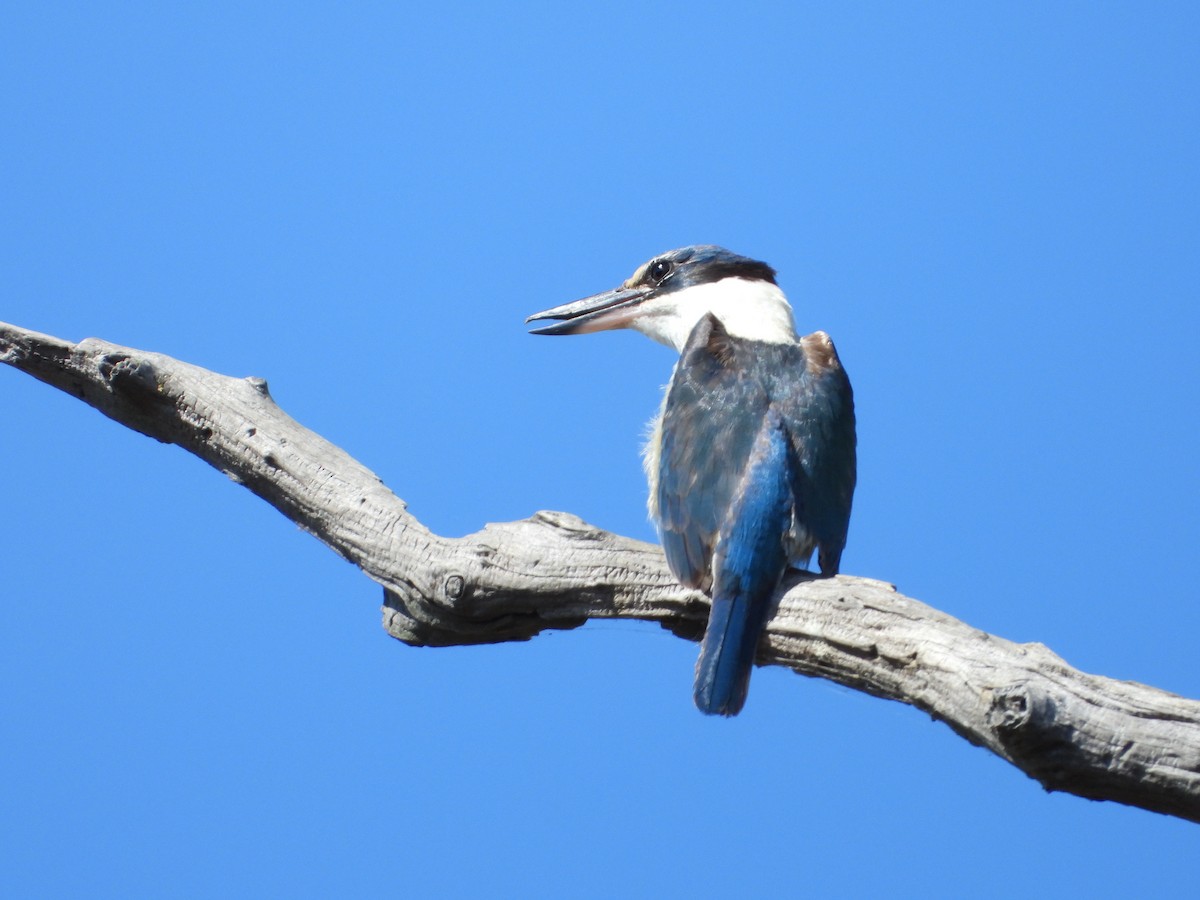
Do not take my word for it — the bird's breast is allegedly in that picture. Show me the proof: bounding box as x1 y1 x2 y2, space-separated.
641 390 669 523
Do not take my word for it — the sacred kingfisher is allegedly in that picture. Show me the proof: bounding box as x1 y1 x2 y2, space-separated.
526 246 856 716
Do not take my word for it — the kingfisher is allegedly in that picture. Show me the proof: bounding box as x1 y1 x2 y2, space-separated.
526 245 856 716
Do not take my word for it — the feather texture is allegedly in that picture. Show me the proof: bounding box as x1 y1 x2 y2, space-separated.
653 314 856 714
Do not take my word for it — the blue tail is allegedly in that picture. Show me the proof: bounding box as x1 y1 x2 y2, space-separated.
693 583 780 716
693 415 794 716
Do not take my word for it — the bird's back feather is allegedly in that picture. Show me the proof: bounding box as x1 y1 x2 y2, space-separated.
652 314 856 715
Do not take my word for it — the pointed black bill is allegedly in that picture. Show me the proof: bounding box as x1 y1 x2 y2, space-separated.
525 286 650 335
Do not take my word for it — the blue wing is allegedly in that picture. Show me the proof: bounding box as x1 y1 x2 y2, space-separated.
654 316 771 591
782 329 857 574
653 314 856 715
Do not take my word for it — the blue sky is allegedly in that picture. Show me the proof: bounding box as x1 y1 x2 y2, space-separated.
2 2 1198 896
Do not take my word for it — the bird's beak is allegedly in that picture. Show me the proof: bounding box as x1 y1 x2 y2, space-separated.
525 286 651 336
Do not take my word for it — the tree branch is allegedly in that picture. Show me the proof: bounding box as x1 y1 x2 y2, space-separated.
3 320 1198 823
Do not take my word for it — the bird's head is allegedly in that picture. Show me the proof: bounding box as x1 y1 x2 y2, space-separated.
526 245 797 351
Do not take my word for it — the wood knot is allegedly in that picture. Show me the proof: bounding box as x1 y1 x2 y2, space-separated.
100 354 160 396
443 575 466 604
988 685 1032 732
531 510 602 538
246 376 271 397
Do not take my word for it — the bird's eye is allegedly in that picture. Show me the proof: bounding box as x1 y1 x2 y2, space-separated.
648 259 672 282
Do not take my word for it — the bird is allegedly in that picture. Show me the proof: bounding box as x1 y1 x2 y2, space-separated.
526 245 856 716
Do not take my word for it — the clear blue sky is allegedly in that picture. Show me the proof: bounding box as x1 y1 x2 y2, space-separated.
2 3 1198 896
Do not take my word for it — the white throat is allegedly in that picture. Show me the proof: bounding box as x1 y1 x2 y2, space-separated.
629 277 798 352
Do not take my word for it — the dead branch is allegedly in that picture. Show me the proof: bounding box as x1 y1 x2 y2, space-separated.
2 319 1198 823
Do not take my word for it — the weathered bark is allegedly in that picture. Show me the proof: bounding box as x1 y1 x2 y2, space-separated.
2 320 1198 823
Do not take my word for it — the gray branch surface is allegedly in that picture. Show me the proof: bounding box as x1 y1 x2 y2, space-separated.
3 320 1198 824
